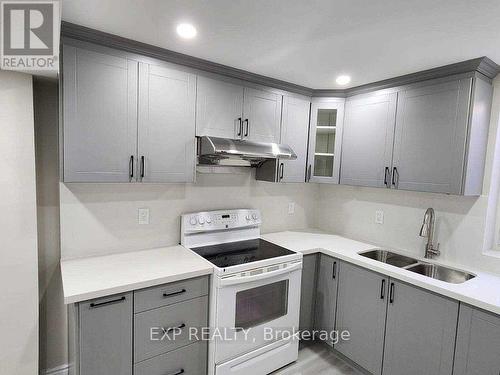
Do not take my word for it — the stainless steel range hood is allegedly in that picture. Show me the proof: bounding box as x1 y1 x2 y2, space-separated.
198 136 297 167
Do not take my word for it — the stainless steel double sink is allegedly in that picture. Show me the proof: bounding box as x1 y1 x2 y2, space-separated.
359 249 475 284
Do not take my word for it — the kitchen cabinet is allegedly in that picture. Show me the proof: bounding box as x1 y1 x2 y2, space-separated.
382 280 458 375
299 254 317 332
242 87 282 143
256 95 311 183
335 262 388 375
79 292 133 375
340 92 397 188
137 62 196 183
196 75 244 139
340 75 492 195
307 98 345 183
314 254 340 346
453 304 500 375
62 45 138 182
62 42 196 183
392 77 488 194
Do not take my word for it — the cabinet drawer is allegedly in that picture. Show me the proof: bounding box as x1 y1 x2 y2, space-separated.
134 296 208 362
134 341 207 375
134 276 209 313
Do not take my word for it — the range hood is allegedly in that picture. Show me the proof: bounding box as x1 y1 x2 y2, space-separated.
198 136 297 167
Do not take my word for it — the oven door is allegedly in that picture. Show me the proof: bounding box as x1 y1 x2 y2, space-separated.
214 262 302 364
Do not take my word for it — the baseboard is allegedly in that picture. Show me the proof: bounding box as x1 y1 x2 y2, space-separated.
42 364 70 375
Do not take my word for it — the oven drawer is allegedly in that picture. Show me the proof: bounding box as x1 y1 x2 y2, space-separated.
134 276 209 313
134 341 207 375
134 296 208 362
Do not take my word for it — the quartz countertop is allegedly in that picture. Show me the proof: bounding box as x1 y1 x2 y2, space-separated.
61 245 213 304
262 231 500 315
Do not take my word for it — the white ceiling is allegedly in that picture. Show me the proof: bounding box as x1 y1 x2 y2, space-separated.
62 0 500 89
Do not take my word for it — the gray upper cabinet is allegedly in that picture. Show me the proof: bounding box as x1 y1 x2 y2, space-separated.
196 75 244 139
62 45 138 182
307 99 345 183
382 280 458 375
335 262 388 375
340 92 397 188
242 87 282 143
62 42 197 183
79 292 133 375
392 78 472 194
280 95 311 182
454 304 500 375
314 254 339 346
299 254 317 332
137 62 196 183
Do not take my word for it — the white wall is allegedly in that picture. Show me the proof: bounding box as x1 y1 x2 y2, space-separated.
0 71 39 375
60 173 318 259
316 76 500 274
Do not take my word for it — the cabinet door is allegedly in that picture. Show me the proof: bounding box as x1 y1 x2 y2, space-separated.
454 304 500 375
79 292 133 375
392 78 472 194
299 254 317 332
280 96 311 182
308 99 344 183
242 87 282 143
335 262 388 375
382 280 458 375
314 255 339 346
196 76 244 139
340 92 397 188
63 45 138 182
138 62 196 183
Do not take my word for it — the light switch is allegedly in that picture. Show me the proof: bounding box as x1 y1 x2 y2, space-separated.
288 202 295 215
138 208 150 225
375 210 384 224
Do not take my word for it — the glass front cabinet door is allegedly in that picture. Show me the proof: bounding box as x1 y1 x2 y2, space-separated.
307 98 345 183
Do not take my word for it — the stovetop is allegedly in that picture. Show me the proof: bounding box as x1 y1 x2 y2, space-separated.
190 238 295 268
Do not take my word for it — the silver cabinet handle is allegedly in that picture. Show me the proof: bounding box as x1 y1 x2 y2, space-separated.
163 289 186 298
162 323 186 334
243 119 249 137
165 369 184 375
380 279 386 299
389 282 395 304
237 117 242 137
332 261 337 279
279 163 284 181
384 167 391 188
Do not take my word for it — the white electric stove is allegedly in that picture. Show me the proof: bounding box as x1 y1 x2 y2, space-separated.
181 209 302 375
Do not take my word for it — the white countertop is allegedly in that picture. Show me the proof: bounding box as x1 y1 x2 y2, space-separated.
262 231 500 315
61 245 213 304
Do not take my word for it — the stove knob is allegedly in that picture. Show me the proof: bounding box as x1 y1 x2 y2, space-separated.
189 216 197 225
198 216 205 225
252 213 258 220
245 215 251 221
206 216 212 224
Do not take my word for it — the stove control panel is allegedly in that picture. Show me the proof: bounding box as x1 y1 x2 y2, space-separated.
181 209 261 233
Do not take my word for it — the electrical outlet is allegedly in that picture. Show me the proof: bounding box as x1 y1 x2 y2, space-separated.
138 208 150 225
375 210 384 224
288 202 295 215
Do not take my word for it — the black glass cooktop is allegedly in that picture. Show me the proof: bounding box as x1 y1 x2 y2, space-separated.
191 239 295 268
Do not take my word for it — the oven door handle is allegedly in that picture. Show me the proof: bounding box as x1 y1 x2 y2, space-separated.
219 262 302 287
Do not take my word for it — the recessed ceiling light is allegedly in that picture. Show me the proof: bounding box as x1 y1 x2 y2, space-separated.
336 75 351 86
176 23 197 39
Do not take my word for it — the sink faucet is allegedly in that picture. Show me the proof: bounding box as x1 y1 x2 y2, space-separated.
419 208 440 259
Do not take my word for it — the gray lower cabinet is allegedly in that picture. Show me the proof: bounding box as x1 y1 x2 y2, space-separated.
314 254 340 346
335 262 388 375
382 280 458 375
453 304 500 375
299 254 317 332
74 276 209 375
134 341 208 375
79 292 133 375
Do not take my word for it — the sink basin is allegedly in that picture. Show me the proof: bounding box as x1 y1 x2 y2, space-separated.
406 263 475 284
359 249 419 268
